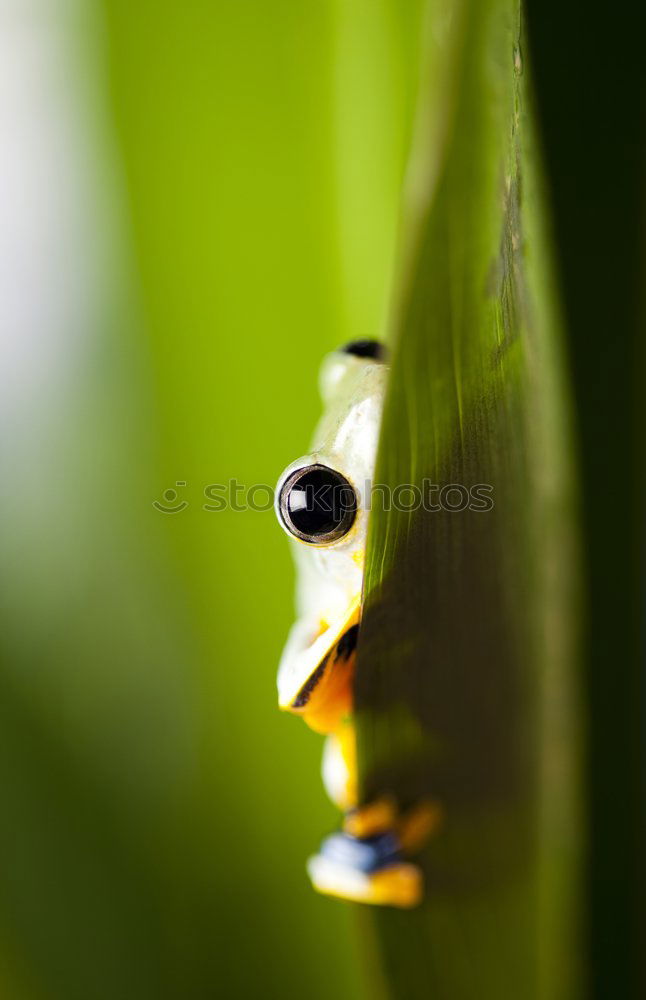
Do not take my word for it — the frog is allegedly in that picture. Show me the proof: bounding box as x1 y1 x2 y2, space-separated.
274 339 440 907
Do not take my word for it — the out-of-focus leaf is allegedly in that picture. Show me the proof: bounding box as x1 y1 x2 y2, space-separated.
0 1 425 998
524 3 646 997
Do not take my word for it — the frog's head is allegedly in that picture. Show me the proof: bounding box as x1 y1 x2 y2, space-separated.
274 340 389 730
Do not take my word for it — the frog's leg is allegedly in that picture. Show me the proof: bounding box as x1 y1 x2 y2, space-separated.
291 624 438 908
310 719 433 908
321 720 357 811
323 726 442 849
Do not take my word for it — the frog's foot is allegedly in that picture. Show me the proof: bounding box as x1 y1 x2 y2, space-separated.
306 830 422 908
344 796 443 851
397 799 444 853
343 795 398 838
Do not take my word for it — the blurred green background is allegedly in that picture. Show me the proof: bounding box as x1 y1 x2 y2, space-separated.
0 1 425 997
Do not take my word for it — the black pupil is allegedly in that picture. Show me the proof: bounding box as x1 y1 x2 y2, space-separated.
285 467 356 540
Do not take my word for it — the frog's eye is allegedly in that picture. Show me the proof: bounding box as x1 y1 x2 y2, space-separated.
278 464 357 545
340 339 388 361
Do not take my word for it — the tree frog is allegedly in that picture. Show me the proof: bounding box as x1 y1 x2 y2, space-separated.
275 340 439 907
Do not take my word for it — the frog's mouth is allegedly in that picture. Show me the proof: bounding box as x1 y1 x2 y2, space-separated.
277 603 360 734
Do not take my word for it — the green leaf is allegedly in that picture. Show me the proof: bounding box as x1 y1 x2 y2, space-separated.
525 3 646 996
355 1 582 996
